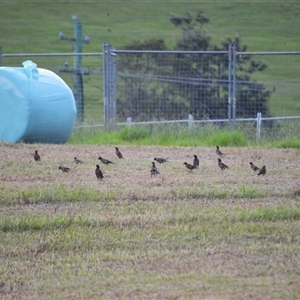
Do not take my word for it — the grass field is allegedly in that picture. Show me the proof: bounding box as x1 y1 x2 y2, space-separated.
1 142 300 299
1 2 300 298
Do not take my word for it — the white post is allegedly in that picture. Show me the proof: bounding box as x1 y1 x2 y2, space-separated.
188 114 193 129
256 112 262 141
127 117 132 126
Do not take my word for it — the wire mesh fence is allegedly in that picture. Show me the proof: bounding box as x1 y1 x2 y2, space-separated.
114 50 229 123
236 52 300 118
1 47 300 137
1 53 104 123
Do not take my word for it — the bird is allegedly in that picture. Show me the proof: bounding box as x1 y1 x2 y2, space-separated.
74 157 83 164
98 156 114 165
33 150 41 161
95 164 104 179
216 145 225 157
154 157 168 164
218 158 229 170
257 165 266 176
193 155 199 168
59 166 70 173
249 162 260 172
150 162 160 176
115 147 123 159
184 162 196 171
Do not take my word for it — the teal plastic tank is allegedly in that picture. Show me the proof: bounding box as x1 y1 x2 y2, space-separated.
0 60 77 143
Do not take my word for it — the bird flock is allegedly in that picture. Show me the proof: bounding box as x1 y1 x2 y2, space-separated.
33 145 267 180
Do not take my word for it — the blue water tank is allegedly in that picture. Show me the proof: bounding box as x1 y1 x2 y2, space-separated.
0 60 77 143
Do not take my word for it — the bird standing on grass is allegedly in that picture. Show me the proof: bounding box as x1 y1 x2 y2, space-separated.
184 162 196 171
150 162 160 176
257 165 266 176
193 155 199 168
74 157 83 164
59 166 70 173
115 147 123 159
34 150 41 161
249 162 260 172
154 157 168 164
98 156 114 165
95 164 104 179
218 158 229 170
216 146 225 157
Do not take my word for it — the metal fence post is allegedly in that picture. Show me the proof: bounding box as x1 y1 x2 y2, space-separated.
228 44 232 124
111 52 117 125
256 112 262 141
188 114 194 129
103 43 109 127
232 44 237 130
103 43 117 128
228 44 237 129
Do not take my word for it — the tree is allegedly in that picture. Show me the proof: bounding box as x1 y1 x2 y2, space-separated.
169 11 272 119
116 11 272 121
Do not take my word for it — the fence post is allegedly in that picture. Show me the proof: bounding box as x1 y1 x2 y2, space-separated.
127 117 132 126
188 114 194 129
103 43 117 128
228 44 232 124
228 44 237 129
232 45 237 130
256 112 262 141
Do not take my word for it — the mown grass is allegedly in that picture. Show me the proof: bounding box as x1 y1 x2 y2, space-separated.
1 195 300 299
1 140 300 298
0 184 267 207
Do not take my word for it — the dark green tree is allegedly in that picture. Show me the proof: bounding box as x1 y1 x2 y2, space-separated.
117 11 272 121
170 11 272 119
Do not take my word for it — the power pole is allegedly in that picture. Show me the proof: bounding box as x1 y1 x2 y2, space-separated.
59 15 90 122
0 46 2 66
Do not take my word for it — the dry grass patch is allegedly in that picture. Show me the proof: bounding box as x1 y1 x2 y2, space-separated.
0 143 300 299
0 143 299 199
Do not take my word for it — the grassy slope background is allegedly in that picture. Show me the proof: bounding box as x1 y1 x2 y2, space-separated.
1 1 300 52
1 0 300 117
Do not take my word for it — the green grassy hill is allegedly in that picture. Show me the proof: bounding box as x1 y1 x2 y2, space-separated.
1 1 300 52
1 0 300 116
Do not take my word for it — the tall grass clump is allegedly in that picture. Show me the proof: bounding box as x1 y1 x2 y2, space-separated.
269 139 300 149
254 119 300 147
172 186 265 201
68 125 120 145
148 123 249 147
117 126 150 143
231 205 300 223
233 186 266 199
1 185 118 205
69 118 299 148
69 122 250 147
0 215 96 232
